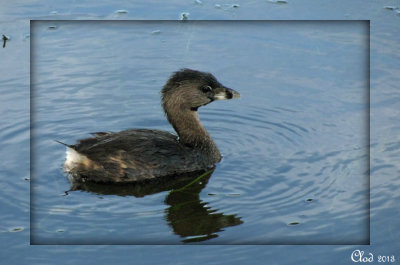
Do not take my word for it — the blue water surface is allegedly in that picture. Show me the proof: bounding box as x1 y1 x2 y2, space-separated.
0 1 399 264
30 20 369 245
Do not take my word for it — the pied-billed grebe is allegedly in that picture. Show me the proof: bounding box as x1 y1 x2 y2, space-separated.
60 69 240 183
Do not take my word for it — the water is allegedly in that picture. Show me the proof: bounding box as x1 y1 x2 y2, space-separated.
1 1 399 264
29 20 368 245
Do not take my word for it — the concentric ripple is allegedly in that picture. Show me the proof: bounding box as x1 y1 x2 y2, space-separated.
200 103 368 243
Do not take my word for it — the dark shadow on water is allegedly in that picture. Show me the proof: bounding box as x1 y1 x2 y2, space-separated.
68 169 243 243
164 170 243 243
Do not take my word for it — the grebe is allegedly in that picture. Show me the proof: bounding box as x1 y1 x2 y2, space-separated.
59 69 240 183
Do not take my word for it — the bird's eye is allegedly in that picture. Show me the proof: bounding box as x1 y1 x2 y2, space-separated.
201 85 212 93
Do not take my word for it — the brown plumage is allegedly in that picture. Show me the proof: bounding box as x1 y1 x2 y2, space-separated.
60 69 240 183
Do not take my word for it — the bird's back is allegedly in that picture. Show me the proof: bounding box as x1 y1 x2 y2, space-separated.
65 129 213 182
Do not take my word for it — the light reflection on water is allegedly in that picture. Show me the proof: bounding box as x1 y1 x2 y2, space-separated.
2 2 399 262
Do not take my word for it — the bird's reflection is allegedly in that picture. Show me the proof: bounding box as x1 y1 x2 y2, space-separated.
68 169 243 243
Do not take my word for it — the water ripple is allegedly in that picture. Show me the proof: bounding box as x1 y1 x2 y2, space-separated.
205 104 368 237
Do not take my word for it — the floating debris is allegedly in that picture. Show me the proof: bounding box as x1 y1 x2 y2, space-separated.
214 3 240 10
9 227 24 232
194 0 203 5
115 9 129 14
48 25 58 30
383 6 398 10
288 222 300 226
208 193 217 196
180 12 190 20
305 198 313 202
2 34 9 48
151 30 161 35
268 0 288 4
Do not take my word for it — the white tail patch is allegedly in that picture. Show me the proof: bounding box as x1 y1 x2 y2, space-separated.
64 147 92 172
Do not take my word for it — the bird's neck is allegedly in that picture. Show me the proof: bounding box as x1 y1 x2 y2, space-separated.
166 107 221 162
